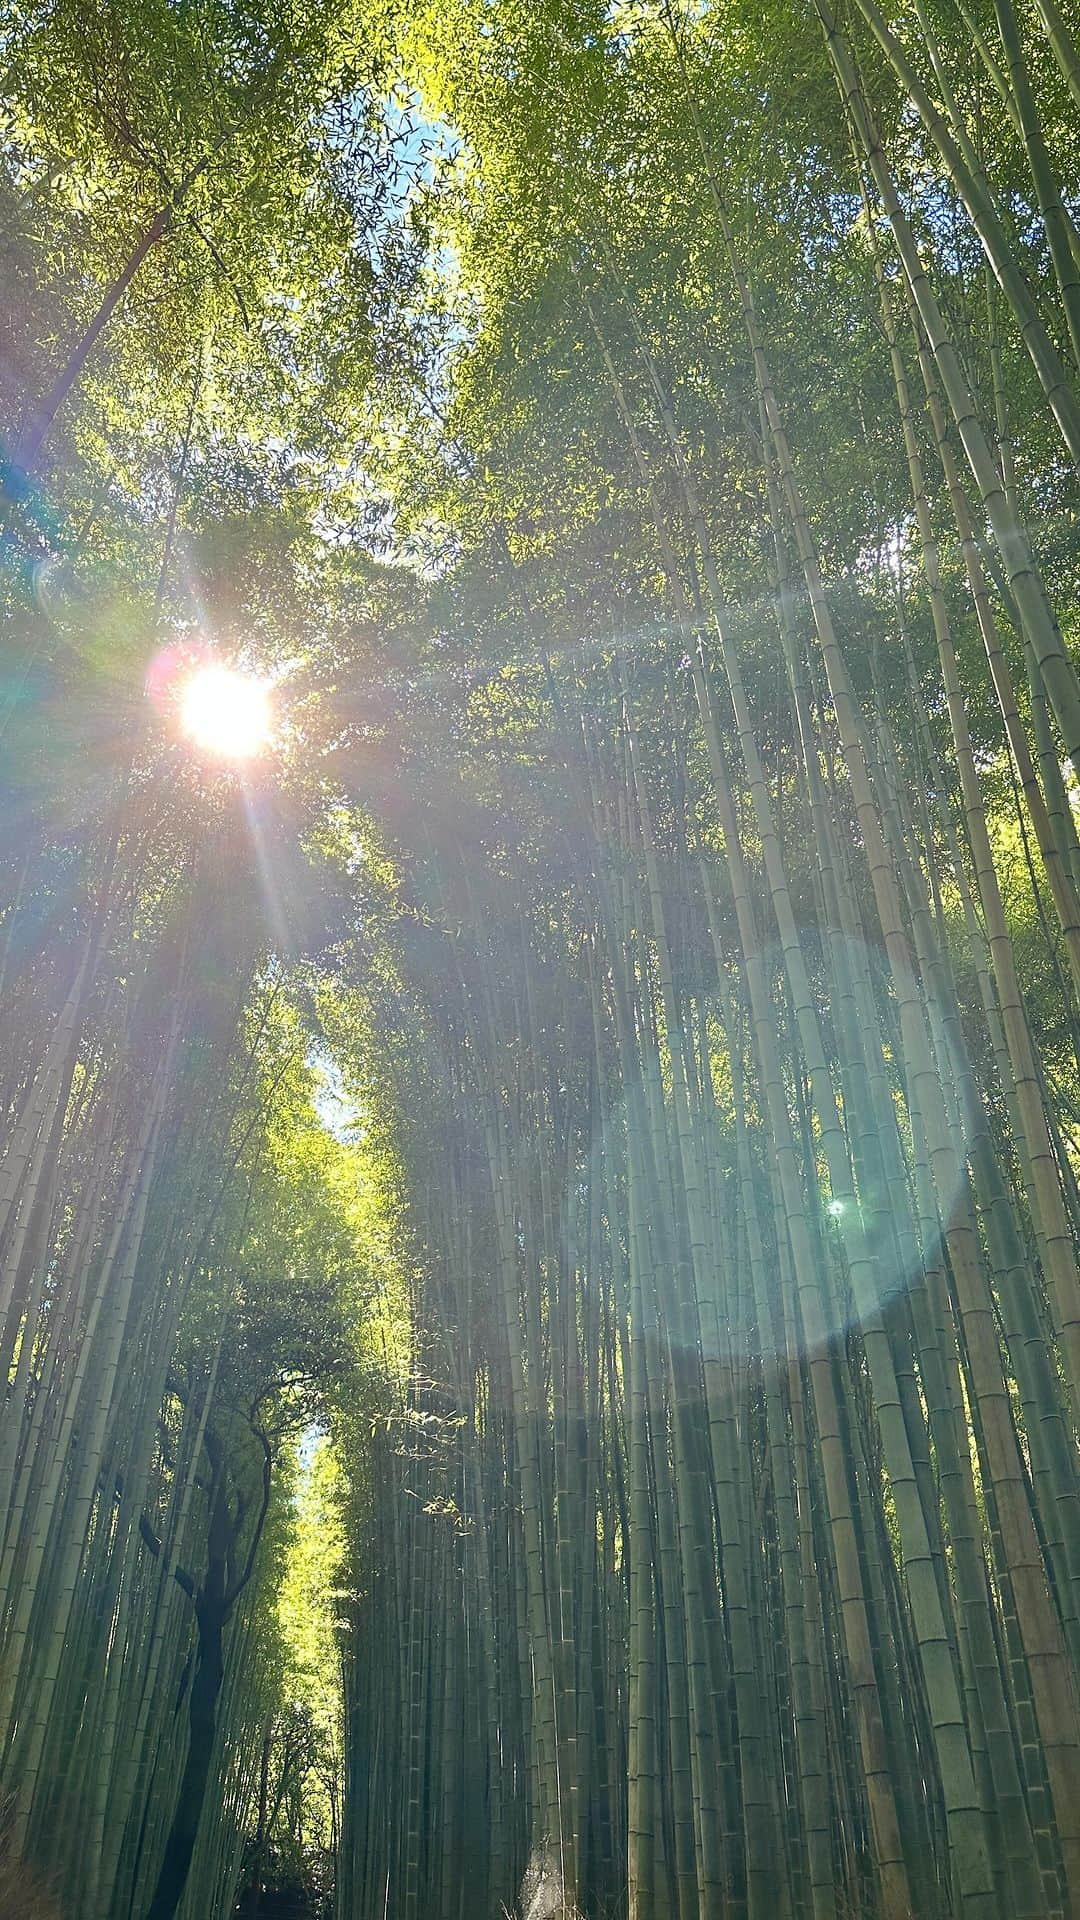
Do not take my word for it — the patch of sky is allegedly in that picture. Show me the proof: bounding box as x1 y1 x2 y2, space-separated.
852 518 913 585
311 1043 366 1145
306 89 472 568
296 1423 325 1478
905 172 983 259
797 184 865 268
318 85 463 275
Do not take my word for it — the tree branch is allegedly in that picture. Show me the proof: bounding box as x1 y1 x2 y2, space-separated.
225 1426 273 1610
138 1512 197 1603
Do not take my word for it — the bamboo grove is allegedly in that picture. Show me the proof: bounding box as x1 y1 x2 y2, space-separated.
335 3 1080 1919
0 0 410 1912
4 0 1080 1917
0 709 372 1920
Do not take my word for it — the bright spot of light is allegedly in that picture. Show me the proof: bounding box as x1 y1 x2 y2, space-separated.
827 1199 845 1219
179 664 272 761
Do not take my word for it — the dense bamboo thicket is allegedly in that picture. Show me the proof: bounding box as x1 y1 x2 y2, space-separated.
334 3 1080 1919
0 736 368 1920
0 3 404 1912
3 0 1080 1916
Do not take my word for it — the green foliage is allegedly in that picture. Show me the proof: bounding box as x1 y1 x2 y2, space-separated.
3 0 1080 1914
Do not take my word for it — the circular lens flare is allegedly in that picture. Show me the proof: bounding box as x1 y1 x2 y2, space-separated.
179 664 272 761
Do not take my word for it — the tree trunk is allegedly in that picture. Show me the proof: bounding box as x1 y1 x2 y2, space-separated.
143 1582 226 1920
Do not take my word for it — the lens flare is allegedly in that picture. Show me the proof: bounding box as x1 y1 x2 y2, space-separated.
179 664 272 761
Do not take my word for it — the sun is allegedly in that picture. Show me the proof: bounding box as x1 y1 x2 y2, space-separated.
179 663 273 761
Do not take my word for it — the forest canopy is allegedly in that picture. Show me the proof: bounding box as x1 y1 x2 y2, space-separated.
2 1 1080 1918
